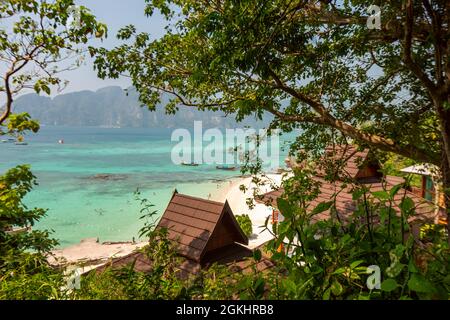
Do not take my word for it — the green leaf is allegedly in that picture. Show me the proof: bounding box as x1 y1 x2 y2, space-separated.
254 277 265 298
276 198 293 219
408 260 419 273
389 184 403 198
322 288 331 300
331 279 344 296
350 260 364 269
352 188 365 201
386 261 405 278
400 197 415 214
443 274 450 286
283 279 297 294
253 249 262 262
407 274 436 293
381 279 398 292
371 190 389 201
311 201 333 216
42 84 51 95
332 267 346 275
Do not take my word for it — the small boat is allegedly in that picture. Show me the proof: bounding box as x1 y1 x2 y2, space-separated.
181 161 199 167
58 139 64 144
216 165 237 171
5 226 32 235
15 135 27 145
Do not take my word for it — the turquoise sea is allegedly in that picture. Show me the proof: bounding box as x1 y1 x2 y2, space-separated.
1 126 290 248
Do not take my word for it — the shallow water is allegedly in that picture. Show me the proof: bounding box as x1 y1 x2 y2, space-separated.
1 126 291 248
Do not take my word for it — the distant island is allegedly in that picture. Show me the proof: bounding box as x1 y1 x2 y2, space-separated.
14 86 272 129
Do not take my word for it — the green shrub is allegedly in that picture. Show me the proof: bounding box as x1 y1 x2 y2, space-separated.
236 214 253 237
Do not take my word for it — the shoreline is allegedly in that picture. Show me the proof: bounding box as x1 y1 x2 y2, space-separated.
49 172 288 266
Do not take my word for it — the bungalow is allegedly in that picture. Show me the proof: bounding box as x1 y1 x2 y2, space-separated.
401 164 445 205
96 191 274 279
259 145 447 233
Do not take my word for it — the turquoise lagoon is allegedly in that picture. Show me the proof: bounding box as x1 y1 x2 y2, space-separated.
0 126 291 248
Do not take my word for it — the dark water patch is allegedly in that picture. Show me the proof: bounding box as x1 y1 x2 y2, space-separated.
81 173 130 182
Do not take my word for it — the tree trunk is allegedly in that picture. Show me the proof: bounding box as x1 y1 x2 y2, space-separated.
433 90 450 244
441 154 450 245
439 105 450 245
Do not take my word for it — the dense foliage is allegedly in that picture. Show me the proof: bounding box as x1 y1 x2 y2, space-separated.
236 214 253 237
261 170 449 299
1 0 449 301
91 0 450 241
69 177 450 300
0 0 105 299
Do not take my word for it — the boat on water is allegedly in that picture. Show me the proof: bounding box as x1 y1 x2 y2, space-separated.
181 161 199 167
216 165 237 171
14 135 28 145
1 138 15 143
58 139 64 144
5 226 32 235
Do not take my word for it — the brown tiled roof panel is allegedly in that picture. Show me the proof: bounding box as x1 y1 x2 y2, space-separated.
386 175 406 185
163 210 216 231
177 244 202 261
167 229 207 251
318 146 371 179
178 259 202 275
167 203 220 223
159 217 211 241
260 174 440 224
172 194 224 214
156 192 230 262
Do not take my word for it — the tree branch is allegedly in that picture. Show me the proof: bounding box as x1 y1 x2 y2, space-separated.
403 0 439 99
263 66 438 165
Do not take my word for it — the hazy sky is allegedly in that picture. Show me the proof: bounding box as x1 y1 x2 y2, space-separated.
59 0 167 93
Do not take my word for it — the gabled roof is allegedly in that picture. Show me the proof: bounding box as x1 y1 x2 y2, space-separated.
401 164 440 177
257 175 444 225
94 192 272 279
317 145 381 181
156 191 248 262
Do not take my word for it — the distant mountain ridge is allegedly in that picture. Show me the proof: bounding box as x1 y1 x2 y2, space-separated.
13 86 271 129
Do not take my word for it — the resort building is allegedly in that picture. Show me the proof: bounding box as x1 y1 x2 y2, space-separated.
94 145 447 277
401 164 445 206
259 146 447 235
96 191 274 279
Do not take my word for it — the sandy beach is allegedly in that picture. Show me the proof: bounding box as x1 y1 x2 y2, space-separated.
216 173 290 248
49 172 290 267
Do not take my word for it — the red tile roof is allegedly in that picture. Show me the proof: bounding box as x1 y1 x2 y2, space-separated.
258 175 443 224
316 145 381 181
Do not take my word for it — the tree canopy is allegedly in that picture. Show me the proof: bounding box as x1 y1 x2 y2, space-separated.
91 0 450 239
0 0 106 299
0 0 107 135
92 1 448 164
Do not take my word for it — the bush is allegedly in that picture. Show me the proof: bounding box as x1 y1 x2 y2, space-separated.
236 214 253 237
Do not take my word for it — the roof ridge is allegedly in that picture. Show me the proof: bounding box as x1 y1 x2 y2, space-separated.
175 193 225 207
